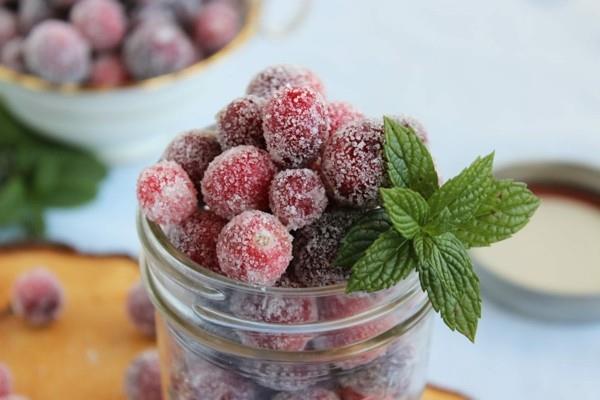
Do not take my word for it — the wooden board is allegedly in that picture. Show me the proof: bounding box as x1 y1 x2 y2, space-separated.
0 244 468 400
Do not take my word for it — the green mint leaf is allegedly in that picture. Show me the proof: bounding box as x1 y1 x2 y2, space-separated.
380 187 429 239
413 232 481 342
453 179 540 247
335 208 392 267
347 229 417 293
0 177 27 225
383 116 439 198
428 153 495 225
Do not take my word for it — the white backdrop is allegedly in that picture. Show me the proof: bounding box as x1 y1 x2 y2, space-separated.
45 1 600 398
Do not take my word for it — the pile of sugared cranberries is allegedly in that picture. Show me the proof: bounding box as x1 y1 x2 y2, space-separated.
137 64 429 291
0 0 244 86
10 267 65 327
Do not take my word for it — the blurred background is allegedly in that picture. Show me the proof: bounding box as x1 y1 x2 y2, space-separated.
1 0 600 399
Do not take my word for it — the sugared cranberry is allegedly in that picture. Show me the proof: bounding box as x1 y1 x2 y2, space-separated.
124 21 197 80
272 388 340 400
136 160 198 225
391 115 428 144
0 363 12 397
70 0 126 51
291 209 362 287
320 119 385 208
23 20 91 84
201 145 277 219
17 0 52 34
338 352 414 399
171 361 257 400
194 1 240 53
327 101 364 138
130 3 176 27
216 95 265 150
263 86 329 168
247 65 325 99
126 281 156 338
166 209 227 273
89 53 129 87
269 169 328 230
0 9 17 49
230 292 318 350
246 362 325 392
1 37 25 72
10 267 65 327
124 350 162 400
162 130 222 192
216 210 292 286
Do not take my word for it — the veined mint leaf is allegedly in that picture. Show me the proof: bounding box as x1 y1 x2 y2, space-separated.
347 229 417 293
383 116 438 198
453 179 540 247
380 187 429 239
428 153 495 225
413 232 481 342
335 208 392 267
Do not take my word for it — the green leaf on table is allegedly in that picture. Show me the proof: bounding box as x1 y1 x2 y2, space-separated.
380 187 429 239
413 232 481 342
452 179 540 247
383 116 439 198
347 229 417 292
335 208 392 267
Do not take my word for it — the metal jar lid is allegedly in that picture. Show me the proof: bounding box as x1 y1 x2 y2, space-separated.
472 161 600 321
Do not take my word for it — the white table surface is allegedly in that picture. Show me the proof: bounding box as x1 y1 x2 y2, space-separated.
33 0 600 398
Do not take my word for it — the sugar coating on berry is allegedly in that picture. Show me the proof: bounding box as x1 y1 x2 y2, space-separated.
171 361 257 400
1 37 25 72
10 267 65 327
263 86 329 168
272 388 340 400
166 209 227 273
217 210 292 286
338 352 414 399
131 3 176 27
391 115 428 144
0 9 16 49
136 160 198 225
17 0 52 34
247 65 325 99
70 0 126 51
291 209 363 287
89 53 129 87
327 101 364 138
23 20 91 84
126 281 156 338
162 130 222 191
269 169 328 230
320 119 385 208
201 145 277 219
216 95 265 150
0 363 12 397
194 1 240 52
248 362 325 392
230 292 317 350
124 350 162 400
274 270 304 288
124 21 197 80
319 291 388 320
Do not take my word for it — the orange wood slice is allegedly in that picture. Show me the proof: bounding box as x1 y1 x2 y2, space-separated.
0 243 468 400
0 243 154 400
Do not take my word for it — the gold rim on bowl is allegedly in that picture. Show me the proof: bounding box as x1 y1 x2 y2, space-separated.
0 0 261 95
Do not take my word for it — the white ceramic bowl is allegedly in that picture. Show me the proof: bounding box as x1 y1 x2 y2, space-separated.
0 0 260 165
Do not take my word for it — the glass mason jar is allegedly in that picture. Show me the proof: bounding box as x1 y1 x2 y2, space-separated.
138 213 434 400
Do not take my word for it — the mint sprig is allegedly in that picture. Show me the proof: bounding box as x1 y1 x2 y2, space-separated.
339 116 540 341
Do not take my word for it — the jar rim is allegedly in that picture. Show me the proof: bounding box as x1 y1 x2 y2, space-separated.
137 210 422 297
